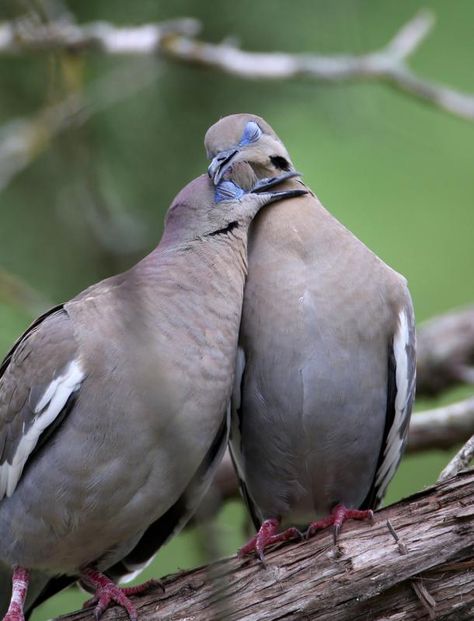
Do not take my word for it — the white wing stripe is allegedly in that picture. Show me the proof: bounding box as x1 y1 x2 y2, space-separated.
1 359 85 499
119 555 158 584
375 309 411 492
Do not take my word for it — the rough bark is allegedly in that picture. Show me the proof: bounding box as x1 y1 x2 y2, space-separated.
440 435 474 482
58 469 474 621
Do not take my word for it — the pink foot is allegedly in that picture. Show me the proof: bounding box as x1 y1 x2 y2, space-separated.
238 518 302 563
3 566 30 621
80 568 157 621
306 504 374 543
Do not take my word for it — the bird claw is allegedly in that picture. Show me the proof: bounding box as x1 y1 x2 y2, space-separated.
238 519 303 564
306 505 374 543
83 582 138 621
80 569 162 621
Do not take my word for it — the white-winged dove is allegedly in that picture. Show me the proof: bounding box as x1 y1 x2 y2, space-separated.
205 114 416 561
0 172 306 621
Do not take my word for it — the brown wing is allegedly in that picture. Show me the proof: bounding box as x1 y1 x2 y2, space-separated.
0 306 85 499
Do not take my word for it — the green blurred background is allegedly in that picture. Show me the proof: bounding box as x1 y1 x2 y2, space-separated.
0 0 473 618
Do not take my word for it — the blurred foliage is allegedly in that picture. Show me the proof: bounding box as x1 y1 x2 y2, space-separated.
0 0 473 619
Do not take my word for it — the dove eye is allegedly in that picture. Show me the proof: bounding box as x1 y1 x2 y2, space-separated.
239 121 262 146
270 155 291 171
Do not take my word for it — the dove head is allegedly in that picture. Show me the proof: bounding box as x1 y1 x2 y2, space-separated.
205 113 295 188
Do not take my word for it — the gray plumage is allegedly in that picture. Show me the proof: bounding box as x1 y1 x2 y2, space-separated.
0 173 302 617
205 114 416 533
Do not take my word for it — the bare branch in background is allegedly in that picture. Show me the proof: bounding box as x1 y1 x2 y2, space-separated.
0 59 158 257
0 17 200 54
0 11 472 120
0 11 472 261
416 305 474 397
439 434 474 482
57 470 474 621
162 10 474 121
408 397 474 454
0 60 159 194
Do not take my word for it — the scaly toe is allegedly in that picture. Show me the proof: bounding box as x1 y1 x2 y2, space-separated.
83 583 138 621
94 586 138 621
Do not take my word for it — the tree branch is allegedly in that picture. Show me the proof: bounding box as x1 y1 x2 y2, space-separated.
0 60 159 194
439 435 474 482
407 397 474 454
58 469 474 621
0 11 473 120
416 305 474 397
0 17 201 54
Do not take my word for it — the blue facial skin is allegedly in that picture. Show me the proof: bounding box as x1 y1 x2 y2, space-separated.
215 180 246 204
208 121 263 185
238 121 262 147
214 122 263 202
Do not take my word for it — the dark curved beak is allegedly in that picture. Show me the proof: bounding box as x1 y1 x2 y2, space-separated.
208 148 239 185
264 188 308 204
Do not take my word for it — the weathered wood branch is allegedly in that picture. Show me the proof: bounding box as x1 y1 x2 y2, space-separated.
59 469 474 621
439 435 474 482
0 11 474 120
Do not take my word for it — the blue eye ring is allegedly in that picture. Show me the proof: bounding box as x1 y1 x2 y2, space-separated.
239 121 262 147
215 180 245 203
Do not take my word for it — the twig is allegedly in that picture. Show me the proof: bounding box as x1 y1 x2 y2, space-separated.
416 305 474 397
407 397 474 453
438 434 474 482
0 61 156 256
386 519 436 620
0 61 157 193
0 17 201 54
0 11 473 120
386 519 408 555
162 10 474 121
